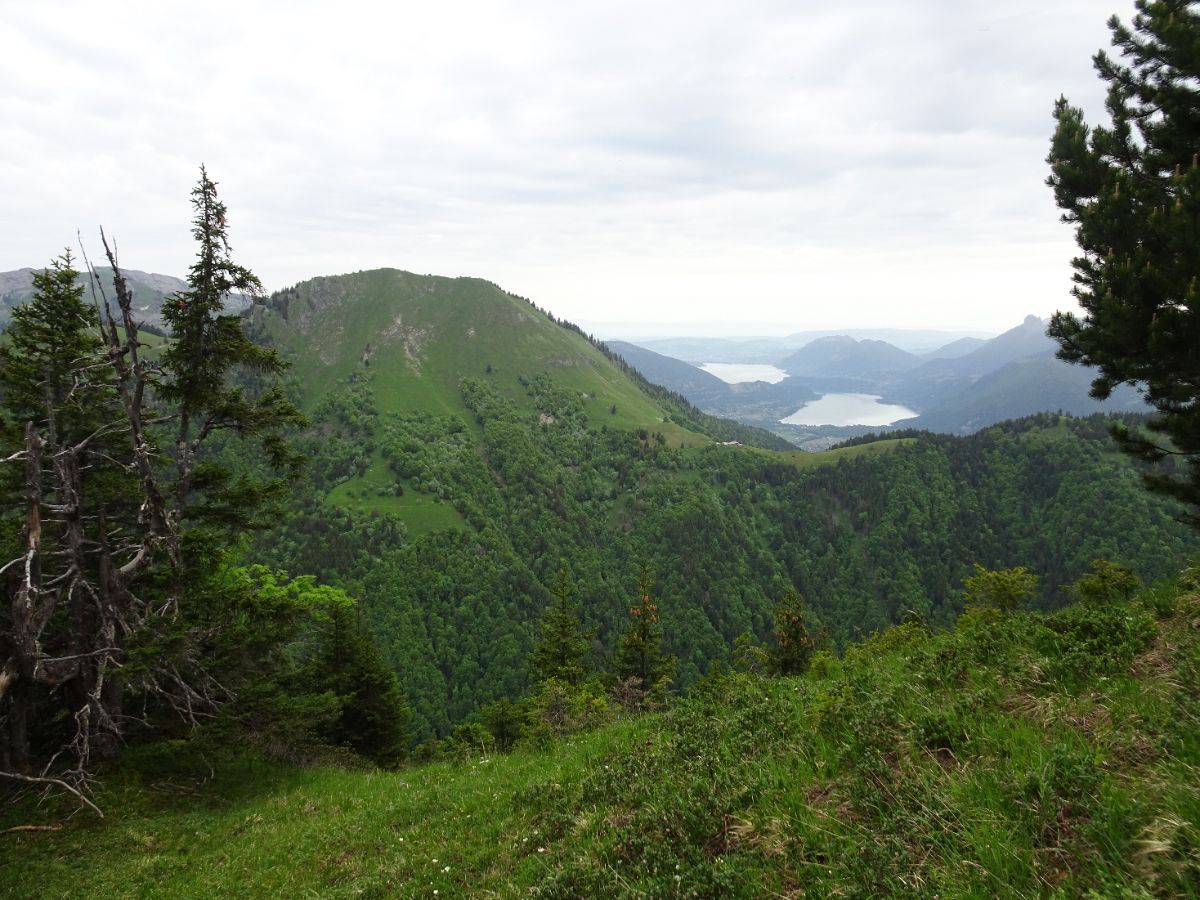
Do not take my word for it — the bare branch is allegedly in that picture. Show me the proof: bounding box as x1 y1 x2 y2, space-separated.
0 771 104 819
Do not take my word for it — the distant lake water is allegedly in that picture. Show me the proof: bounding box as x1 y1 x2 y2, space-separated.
781 393 918 427
701 363 788 384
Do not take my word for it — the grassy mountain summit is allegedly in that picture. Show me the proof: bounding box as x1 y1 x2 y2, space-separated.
250 268 790 533
253 269 705 440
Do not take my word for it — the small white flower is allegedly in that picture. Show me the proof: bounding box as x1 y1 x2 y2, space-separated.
443 866 450 873
538 847 546 853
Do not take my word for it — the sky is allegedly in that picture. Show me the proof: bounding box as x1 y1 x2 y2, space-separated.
2 1 1119 335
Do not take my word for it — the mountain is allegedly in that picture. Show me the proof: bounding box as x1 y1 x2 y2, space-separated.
614 316 1151 447
920 335 988 360
251 269 787 469
632 335 800 365
253 270 713 437
910 354 1145 434
605 340 733 406
884 315 1139 422
633 328 993 365
937 314 1056 379
0 265 248 330
604 340 821 429
777 335 922 379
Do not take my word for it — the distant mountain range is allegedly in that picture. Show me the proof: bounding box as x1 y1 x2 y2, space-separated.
0 266 249 330
634 327 994 364
610 315 1147 447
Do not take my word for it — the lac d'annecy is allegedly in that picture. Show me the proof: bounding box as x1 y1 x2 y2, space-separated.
782 392 918 427
700 363 788 384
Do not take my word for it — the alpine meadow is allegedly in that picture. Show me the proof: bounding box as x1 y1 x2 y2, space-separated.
3 2 1200 897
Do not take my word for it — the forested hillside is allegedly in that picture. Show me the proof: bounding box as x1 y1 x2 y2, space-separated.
254 300 1200 738
7 568 1198 897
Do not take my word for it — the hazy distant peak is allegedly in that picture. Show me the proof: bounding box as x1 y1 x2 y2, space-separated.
778 335 921 378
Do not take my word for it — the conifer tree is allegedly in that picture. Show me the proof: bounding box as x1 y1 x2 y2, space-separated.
1047 0 1200 524
1073 559 1141 604
159 165 305 530
962 564 1038 612
315 601 411 768
0 169 305 796
772 589 815 676
613 565 675 699
0 252 108 444
529 567 591 686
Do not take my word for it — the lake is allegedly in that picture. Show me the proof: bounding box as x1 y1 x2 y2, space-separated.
701 363 788 384
781 393 918 427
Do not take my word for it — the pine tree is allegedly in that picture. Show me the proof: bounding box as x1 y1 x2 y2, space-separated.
962 564 1038 613
1046 0 1200 524
0 252 108 444
613 565 675 701
315 601 411 768
0 169 306 797
0 253 129 777
1073 559 1141 604
529 567 591 686
772 589 815 676
159 164 304 531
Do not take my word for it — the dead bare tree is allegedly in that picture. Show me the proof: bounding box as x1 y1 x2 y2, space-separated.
0 169 302 813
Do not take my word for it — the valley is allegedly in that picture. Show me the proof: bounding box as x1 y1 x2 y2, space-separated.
228 269 1198 741
610 315 1147 449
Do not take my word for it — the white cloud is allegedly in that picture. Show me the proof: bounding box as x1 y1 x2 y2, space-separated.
1 0 1117 332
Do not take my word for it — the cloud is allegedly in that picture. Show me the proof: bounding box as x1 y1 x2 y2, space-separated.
1 0 1117 331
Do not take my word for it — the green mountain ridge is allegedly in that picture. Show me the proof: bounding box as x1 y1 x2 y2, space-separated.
253 269 762 441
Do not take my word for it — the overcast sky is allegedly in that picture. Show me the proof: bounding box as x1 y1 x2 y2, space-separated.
3 1 1119 334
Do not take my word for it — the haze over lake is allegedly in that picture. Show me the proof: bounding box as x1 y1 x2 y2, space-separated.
782 393 919 427
701 363 788 384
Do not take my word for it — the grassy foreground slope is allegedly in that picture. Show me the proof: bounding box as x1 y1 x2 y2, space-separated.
5 574 1198 897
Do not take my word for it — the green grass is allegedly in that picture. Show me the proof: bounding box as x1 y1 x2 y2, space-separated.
5 577 1199 897
778 436 917 469
259 270 705 449
325 457 469 535
719 436 915 470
